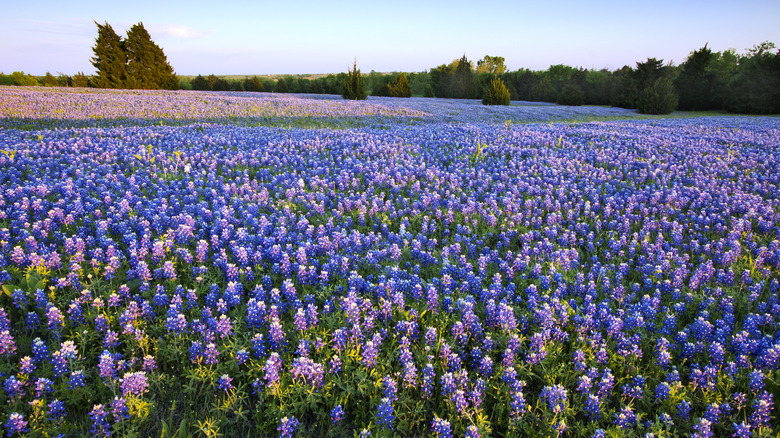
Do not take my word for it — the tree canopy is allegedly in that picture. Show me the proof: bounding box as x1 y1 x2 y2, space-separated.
91 21 177 90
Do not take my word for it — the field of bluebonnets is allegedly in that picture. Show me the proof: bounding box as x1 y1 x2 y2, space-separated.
0 86 779 438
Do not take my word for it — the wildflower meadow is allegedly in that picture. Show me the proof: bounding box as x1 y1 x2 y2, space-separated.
0 87 779 437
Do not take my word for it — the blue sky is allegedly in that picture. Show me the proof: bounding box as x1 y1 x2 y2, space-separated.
2 0 778 75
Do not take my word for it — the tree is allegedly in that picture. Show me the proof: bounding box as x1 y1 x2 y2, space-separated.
71 72 89 88
726 41 780 114
476 56 506 75
191 75 210 90
244 76 264 92
10 71 39 86
482 77 511 105
275 77 289 93
342 60 366 100
675 44 719 110
42 72 58 87
124 22 177 89
637 78 678 114
528 79 556 102
556 83 584 106
91 21 127 89
451 55 474 99
387 73 412 98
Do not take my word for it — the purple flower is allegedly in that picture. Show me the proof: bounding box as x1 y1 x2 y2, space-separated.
120 371 149 397
89 404 111 437
540 384 568 414
4 413 27 436
376 397 395 430
431 417 453 438
217 374 234 393
277 416 300 438
331 405 344 423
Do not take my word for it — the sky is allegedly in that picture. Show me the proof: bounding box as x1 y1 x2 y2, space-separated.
2 0 779 76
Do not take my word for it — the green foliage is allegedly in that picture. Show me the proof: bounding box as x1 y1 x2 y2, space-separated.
725 41 780 114
528 79 556 102
42 72 58 87
675 44 722 111
387 72 412 98
71 72 90 88
0 73 12 86
275 77 289 93
342 60 367 100
10 71 39 86
556 82 584 106
637 78 678 114
244 76 264 92
92 21 176 90
482 77 511 105
429 55 475 99
423 84 435 98
191 75 209 91
476 55 506 75
91 21 127 89
125 22 178 90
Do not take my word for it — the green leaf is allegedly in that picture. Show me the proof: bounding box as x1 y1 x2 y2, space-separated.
2 284 15 297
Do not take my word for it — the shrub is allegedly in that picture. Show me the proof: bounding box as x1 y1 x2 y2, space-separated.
556 82 584 106
482 77 511 105
637 78 678 114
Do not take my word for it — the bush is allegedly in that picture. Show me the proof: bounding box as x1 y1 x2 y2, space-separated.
482 77 511 105
637 78 678 114
556 83 584 106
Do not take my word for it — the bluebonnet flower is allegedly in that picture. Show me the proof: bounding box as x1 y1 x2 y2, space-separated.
431 417 453 438
330 405 344 423
540 384 567 414
376 397 395 430
4 413 27 436
277 416 300 438
68 369 87 389
217 374 233 393
89 404 111 437
732 421 751 438
48 399 66 419
120 371 148 397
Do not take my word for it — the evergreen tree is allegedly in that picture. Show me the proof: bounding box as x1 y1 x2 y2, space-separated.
387 72 412 97
125 22 177 89
191 75 209 90
482 77 511 105
42 72 58 87
342 60 367 100
675 44 719 110
452 55 474 99
275 77 289 93
637 78 678 114
556 82 585 106
244 76 264 92
71 72 89 88
91 21 127 89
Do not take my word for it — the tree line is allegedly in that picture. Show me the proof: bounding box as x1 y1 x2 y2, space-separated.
3 32 777 114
